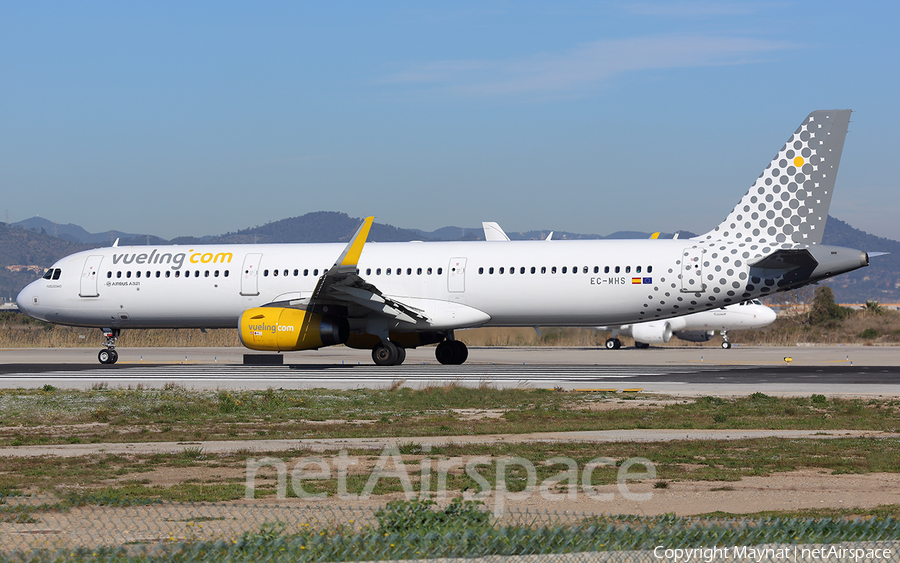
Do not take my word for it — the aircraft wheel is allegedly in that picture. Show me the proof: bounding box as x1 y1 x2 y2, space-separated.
436 341 456 364
721 341 732 349
452 340 468 364
372 342 400 366
98 350 112 364
635 342 650 349
436 340 467 365
109 350 119 364
605 339 617 350
395 345 407 365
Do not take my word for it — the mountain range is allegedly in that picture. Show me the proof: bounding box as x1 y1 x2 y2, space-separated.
2 212 896 304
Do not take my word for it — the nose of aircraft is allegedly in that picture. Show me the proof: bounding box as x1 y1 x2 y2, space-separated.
16 282 36 317
759 306 777 326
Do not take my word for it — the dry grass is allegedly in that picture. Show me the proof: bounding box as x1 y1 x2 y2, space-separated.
3 308 900 349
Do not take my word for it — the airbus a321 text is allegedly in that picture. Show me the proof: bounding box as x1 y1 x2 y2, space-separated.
17 111 868 366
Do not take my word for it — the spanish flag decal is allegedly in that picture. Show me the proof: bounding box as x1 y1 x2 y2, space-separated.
632 278 642 284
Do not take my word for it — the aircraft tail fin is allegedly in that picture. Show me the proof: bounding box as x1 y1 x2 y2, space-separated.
696 110 851 246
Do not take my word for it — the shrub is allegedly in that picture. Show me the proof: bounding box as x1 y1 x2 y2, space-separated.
859 328 879 339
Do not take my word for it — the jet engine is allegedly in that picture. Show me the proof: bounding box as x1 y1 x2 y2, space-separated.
673 330 715 343
239 308 349 352
630 321 673 344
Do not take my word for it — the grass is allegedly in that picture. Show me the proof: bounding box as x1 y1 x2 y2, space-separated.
1 436 899 502
4 306 900 348
0 388 899 447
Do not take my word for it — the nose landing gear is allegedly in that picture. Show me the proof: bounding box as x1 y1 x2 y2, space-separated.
721 330 732 349
98 328 120 364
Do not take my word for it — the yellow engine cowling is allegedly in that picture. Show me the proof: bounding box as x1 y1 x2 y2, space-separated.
239 308 349 352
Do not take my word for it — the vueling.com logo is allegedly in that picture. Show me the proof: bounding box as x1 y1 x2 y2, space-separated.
110 249 233 271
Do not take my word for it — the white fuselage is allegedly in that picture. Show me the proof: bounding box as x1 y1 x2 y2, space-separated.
19 238 743 331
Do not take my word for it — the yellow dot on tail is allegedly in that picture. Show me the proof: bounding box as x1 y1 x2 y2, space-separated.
793 156 804 167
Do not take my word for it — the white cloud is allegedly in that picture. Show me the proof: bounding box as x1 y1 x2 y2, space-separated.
387 35 793 98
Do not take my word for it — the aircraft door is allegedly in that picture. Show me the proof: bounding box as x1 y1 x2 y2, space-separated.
240 253 263 296
79 255 103 298
679 248 706 293
448 257 467 293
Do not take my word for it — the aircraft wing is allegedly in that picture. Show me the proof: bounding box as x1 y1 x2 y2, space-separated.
303 217 431 326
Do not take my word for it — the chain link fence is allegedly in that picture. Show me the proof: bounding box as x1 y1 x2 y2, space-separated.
0 496 898 562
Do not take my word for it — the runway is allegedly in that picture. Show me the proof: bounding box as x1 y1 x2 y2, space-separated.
1 345 899 395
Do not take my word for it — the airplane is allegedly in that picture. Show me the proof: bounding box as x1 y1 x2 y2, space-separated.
478 222 777 350
599 299 776 350
16 110 869 366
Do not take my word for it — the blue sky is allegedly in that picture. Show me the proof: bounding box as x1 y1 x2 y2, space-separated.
2 1 899 240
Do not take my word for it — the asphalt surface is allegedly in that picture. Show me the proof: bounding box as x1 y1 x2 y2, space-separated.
1 345 899 395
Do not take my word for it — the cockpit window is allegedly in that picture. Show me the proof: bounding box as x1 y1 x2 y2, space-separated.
52 269 61 280
42 269 53 280
43 268 61 280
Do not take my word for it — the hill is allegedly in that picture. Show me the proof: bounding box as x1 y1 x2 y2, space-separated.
1 213 896 304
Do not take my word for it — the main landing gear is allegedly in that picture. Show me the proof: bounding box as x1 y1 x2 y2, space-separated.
98 328 120 364
372 341 407 366
605 338 622 350
435 340 468 365
370 337 469 366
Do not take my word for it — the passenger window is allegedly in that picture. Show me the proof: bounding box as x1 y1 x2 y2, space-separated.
166 271 171 278
117 271 122 278
615 266 620 273
264 270 269 277
427 267 432 275
387 268 392 275
313 269 319 276
531 267 536 274
185 271 190 278
366 268 371 275
156 271 161 278
498 267 504 274
324 269 328 274
541 267 547 274
647 265 653 273
107 272 112 279
520 267 526 274
293 269 299 276
127 271 132 278
304 269 309 276
479 267 484 274
283 269 288 277
551 267 557 274
604 266 609 274
437 268 443 275
224 271 229 277
625 266 631 273
407 268 412 275
175 271 181 278
489 267 494 274
136 271 141 278
205 271 210 277
273 269 278 276
636 266 642 273
583 266 588 274
561 267 567 274
376 268 382 275
417 268 422 275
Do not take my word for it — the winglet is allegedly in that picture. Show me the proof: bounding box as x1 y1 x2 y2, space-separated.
650 232 660 240
334 216 374 270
